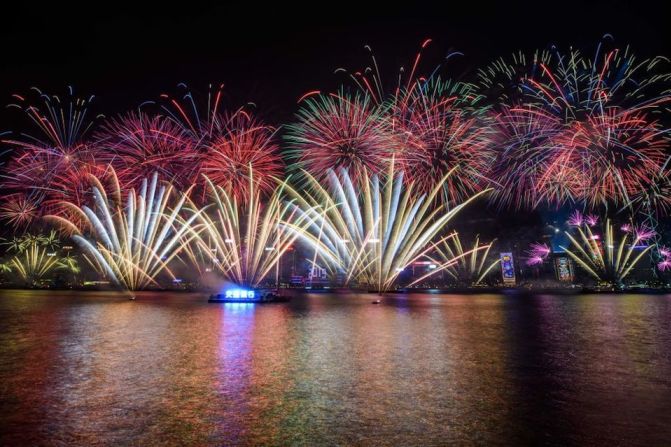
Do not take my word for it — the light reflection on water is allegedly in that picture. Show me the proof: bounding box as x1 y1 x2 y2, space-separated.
0 290 670 445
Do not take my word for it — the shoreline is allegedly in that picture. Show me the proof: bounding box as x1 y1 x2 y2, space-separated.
1 286 669 296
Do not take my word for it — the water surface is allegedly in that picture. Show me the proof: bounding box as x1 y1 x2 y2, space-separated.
1 290 670 446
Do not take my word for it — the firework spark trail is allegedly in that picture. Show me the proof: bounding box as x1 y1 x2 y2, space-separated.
46 172 203 291
6 87 100 148
156 83 230 143
281 163 490 291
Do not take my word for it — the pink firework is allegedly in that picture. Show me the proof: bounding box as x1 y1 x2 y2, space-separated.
633 224 656 242
657 244 671 272
620 223 632 232
568 210 584 226
200 113 284 200
525 242 551 266
585 214 599 227
286 91 397 185
529 242 551 257
658 260 671 272
526 256 545 266
95 111 200 188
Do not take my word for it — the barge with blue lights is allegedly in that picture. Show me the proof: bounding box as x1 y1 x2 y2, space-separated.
208 287 289 303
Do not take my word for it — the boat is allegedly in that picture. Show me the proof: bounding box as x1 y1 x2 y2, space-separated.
208 287 289 303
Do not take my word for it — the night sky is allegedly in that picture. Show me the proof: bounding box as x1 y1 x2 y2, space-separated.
1 0 670 127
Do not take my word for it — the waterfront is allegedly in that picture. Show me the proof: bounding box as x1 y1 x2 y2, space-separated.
1 290 670 445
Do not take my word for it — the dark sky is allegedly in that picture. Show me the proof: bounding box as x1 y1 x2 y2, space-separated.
1 0 670 126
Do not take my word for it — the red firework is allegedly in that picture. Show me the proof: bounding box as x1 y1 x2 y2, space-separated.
560 108 668 207
95 111 200 188
286 92 397 184
0 194 39 230
43 162 119 222
0 88 102 228
487 106 573 209
199 113 284 200
2 140 105 228
392 90 493 203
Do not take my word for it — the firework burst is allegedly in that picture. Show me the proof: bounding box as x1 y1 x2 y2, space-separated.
154 84 284 201
561 108 668 207
0 194 39 230
525 242 551 266
333 42 492 200
286 91 397 185
421 232 500 285
95 111 199 188
2 232 74 286
1 88 104 226
487 106 572 208
478 40 671 209
560 218 653 284
391 79 494 202
281 163 490 291
46 171 202 291
187 168 310 287
199 113 283 201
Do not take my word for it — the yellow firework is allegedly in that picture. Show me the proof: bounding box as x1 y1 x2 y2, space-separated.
47 172 203 291
282 163 490 291
2 232 75 285
9 241 65 284
560 219 653 284
0 261 11 274
412 232 500 286
187 169 314 288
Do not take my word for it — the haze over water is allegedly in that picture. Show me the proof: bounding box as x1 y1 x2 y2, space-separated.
1 290 670 446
